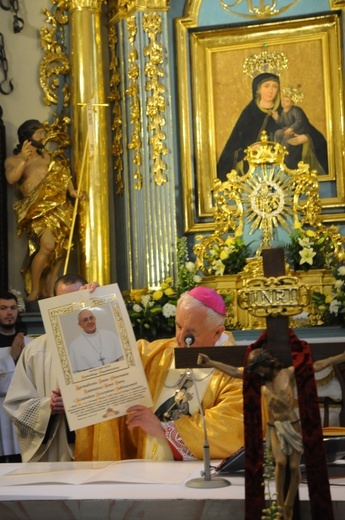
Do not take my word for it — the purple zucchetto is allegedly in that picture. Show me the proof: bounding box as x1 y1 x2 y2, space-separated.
188 286 226 316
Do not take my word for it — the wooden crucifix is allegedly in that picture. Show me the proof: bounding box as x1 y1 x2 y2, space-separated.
175 248 342 520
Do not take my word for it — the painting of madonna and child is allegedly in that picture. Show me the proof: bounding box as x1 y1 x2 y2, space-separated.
215 46 329 181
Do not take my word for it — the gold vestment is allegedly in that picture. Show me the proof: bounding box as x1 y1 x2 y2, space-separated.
75 332 248 461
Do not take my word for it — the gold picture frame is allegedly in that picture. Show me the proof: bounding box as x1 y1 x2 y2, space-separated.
177 13 345 232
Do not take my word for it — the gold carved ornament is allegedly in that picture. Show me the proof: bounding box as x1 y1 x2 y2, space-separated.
194 132 345 273
126 16 143 190
237 275 310 318
193 172 244 275
108 23 124 195
39 1 70 155
42 115 72 166
40 2 69 107
194 132 293 271
289 163 345 263
219 0 301 19
242 132 293 253
112 1 169 16
143 12 168 186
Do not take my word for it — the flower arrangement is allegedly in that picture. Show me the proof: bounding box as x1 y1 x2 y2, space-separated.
312 264 345 327
125 238 202 341
285 222 337 271
126 277 178 341
202 236 252 276
176 237 203 293
125 228 344 338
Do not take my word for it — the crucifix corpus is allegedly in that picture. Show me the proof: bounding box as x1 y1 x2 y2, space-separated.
175 248 344 520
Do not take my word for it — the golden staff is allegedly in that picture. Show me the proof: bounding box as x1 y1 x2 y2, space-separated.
63 101 108 275
63 133 89 275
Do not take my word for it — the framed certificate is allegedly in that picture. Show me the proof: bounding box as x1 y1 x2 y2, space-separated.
39 283 152 430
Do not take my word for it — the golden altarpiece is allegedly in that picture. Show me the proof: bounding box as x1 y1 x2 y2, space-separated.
36 1 344 302
194 132 345 330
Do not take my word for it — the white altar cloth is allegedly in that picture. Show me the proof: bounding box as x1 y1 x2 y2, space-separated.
0 461 344 520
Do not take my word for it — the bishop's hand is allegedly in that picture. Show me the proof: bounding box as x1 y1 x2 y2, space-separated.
126 405 165 439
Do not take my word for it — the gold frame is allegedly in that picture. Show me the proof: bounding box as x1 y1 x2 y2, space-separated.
331 1 345 7
177 13 345 232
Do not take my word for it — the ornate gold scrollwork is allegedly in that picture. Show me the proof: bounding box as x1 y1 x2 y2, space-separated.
108 23 124 195
290 163 321 227
118 0 137 15
39 1 71 163
237 275 310 318
40 2 70 107
194 132 345 271
126 16 143 190
220 0 300 19
194 172 244 274
143 12 168 186
43 114 71 165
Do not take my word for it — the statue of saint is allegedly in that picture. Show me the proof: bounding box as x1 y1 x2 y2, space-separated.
5 119 82 302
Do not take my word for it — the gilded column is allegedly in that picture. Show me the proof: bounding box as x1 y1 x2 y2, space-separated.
68 0 111 285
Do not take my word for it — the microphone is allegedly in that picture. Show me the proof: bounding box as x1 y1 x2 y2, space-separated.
183 335 230 489
184 334 195 347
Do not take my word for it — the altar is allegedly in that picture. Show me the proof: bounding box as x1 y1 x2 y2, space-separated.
0 461 345 520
